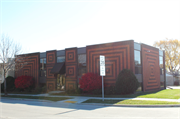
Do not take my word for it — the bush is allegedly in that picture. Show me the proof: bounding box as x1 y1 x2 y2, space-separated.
66 88 82 94
14 75 35 91
79 72 102 93
115 69 139 95
1 76 15 92
35 85 47 93
104 86 116 95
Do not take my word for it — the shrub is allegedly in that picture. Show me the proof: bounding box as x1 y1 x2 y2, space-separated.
91 89 102 95
115 69 139 95
35 85 47 93
66 88 82 94
79 72 102 93
104 86 116 95
1 76 15 92
14 75 34 91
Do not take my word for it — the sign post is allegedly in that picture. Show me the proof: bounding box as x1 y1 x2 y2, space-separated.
100 55 105 101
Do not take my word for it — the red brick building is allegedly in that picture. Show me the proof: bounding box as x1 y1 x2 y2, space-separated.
15 40 166 92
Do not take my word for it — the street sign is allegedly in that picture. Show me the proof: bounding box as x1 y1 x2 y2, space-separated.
100 55 106 76
100 55 105 101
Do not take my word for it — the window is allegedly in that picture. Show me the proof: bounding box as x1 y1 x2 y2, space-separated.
40 58 46 77
57 56 65 63
134 42 141 51
159 50 164 88
159 50 163 56
134 50 141 74
159 56 164 75
159 50 164 75
78 54 86 76
134 50 141 66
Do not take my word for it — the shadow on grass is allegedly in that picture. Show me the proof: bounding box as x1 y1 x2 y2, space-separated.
50 90 160 98
50 88 180 99
1 95 71 101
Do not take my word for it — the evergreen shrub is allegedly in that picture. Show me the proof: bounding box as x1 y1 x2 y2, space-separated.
1 76 15 92
115 69 139 95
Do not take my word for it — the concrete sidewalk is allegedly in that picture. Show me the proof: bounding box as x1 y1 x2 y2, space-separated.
1 93 180 104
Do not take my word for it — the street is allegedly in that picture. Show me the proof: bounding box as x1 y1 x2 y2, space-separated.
0 98 180 119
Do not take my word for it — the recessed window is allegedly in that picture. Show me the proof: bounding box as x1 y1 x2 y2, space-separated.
134 50 141 66
57 56 65 63
159 50 163 56
159 56 164 75
134 43 141 51
40 58 46 77
78 54 86 65
78 54 86 76
134 50 141 74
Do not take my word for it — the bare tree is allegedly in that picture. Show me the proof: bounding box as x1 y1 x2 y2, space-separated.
0 34 27 95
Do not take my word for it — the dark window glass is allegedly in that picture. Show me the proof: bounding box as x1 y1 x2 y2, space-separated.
78 54 86 76
40 58 46 77
57 56 65 63
135 66 142 74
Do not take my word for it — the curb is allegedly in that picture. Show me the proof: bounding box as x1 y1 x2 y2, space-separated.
79 103 180 107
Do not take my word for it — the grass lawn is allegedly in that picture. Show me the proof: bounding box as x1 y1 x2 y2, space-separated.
1 91 45 95
50 89 180 99
83 99 180 105
1 95 72 101
137 89 180 99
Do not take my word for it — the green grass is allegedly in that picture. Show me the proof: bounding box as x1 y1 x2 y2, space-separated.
137 89 180 99
83 99 180 105
1 91 45 95
1 95 72 101
50 89 180 99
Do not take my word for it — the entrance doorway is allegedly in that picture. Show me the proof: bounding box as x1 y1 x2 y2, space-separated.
56 74 65 90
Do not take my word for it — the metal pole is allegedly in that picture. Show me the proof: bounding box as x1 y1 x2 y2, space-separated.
102 76 104 101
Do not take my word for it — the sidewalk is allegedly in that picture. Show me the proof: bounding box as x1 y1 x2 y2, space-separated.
1 92 180 104
1 86 180 105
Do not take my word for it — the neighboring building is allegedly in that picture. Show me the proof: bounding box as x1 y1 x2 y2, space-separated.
0 62 15 84
15 40 166 92
166 72 180 86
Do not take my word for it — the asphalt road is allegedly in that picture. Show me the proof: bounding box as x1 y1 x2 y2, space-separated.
0 98 180 119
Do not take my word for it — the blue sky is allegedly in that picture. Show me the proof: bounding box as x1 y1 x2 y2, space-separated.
1 0 180 54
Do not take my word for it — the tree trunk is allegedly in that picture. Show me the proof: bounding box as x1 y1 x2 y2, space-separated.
3 72 7 96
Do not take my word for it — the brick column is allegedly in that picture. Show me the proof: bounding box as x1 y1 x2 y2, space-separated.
65 47 78 90
46 50 56 91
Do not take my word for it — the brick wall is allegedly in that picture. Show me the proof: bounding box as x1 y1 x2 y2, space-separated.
86 40 134 87
141 44 160 91
46 50 56 91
